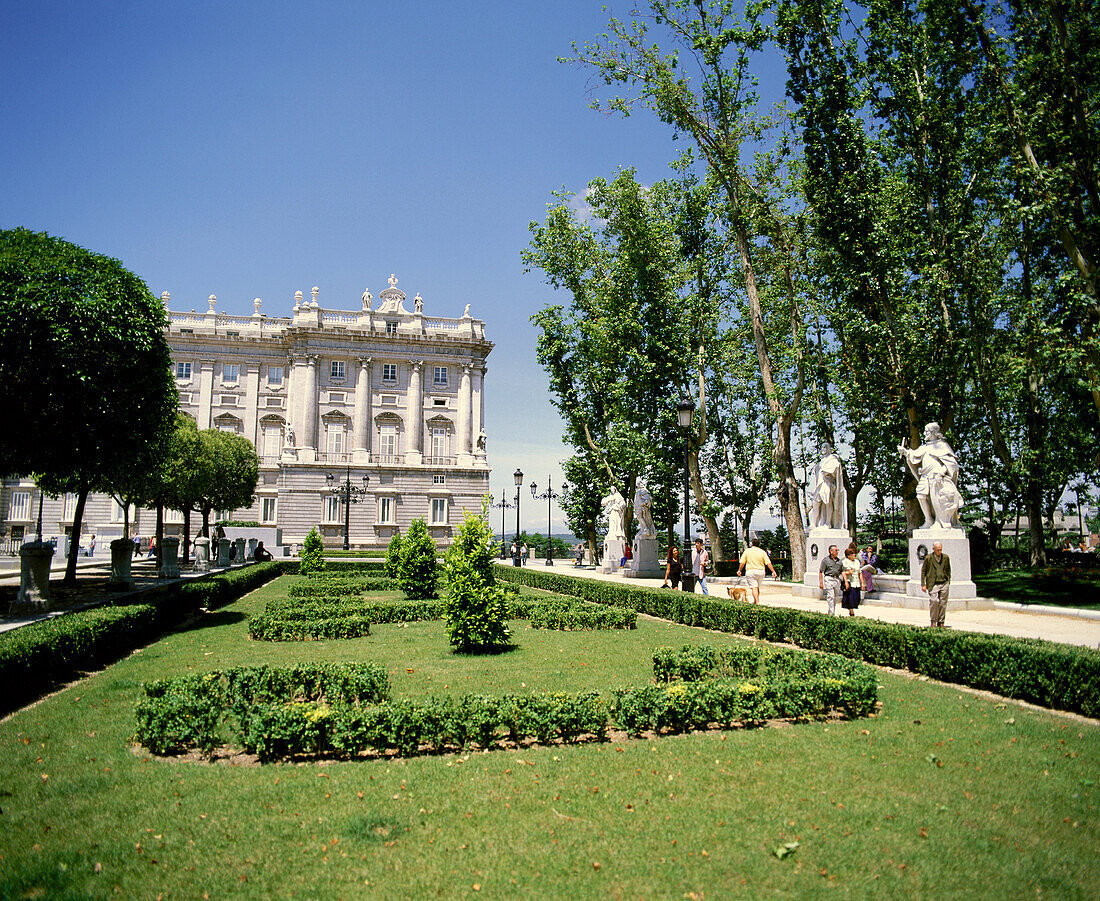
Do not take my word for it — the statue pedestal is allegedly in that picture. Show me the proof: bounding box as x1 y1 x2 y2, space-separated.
906 529 977 600
799 527 853 595
159 537 180 579
108 538 135 590
11 541 54 614
192 537 211 572
216 538 232 567
601 538 626 574
624 536 663 578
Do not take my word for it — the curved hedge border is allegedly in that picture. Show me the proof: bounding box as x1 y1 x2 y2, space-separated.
529 601 637 630
135 646 877 762
0 561 293 717
496 567 1100 719
289 577 400 598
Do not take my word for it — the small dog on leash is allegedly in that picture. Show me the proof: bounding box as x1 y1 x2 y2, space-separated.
727 585 749 603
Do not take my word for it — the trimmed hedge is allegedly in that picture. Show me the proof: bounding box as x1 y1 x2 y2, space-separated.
496 567 1100 719
0 562 291 717
529 600 637 630
248 614 372 641
288 576 399 598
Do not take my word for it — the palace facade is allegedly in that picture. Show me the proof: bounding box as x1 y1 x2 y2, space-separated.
0 276 493 550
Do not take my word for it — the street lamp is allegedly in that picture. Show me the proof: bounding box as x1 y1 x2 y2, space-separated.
489 491 513 559
326 467 369 551
530 477 564 565
513 468 523 564
677 397 695 593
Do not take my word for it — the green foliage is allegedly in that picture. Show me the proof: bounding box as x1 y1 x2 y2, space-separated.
398 518 439 600
299 527 325 576
529 601 636 630
248 614 371 641
497 567 1100 719
384 532 405 578
0 562 290 716
444 508 511 650
288 576 399 597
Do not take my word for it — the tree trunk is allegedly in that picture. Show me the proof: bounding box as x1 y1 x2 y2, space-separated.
687 447 723 562
775 415 807 579
63 484 90 583
155 503 164 570
183 508 192 564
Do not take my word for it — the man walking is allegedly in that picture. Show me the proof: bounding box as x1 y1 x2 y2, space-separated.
921 541 951 627
737 538 779 605
818 544 844 616
692 538 710 595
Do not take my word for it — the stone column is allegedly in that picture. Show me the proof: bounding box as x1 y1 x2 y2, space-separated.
159 537 180 579
216 538 232 567
406 360 423 464
353 356 372 463
192 536 211 572
11 541 54 614
197 361 215 428
457 363 473 464
301 354 320 462
243 363 261 445
234 537 246 563
108 538 135 590
472 365 484 459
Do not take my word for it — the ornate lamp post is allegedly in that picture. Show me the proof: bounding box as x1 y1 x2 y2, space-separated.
677 398 696 593
530 477 564 565
490 492 510 556
513 468 524 563
326 467 369 551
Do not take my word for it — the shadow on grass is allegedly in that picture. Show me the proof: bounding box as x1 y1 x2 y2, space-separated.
975 570 1100 609
451 643 519 656
179 610 247 630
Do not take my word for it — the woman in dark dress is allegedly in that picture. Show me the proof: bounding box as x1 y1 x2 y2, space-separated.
664 546 683 589
841 545 861 615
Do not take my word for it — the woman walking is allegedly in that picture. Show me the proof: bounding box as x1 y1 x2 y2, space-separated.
663 546 683 589
841 545 862 615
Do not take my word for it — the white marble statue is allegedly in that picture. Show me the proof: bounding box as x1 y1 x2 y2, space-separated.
476 430 487 452
414 293 423 313
633 485 655 539
361 288 372 311
602 488 627 542
899 422 962 530
809 443 847 530
376 274 407 313
463 303 471 318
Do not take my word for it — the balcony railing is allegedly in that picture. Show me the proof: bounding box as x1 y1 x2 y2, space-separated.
423 455 456 466
317 452 351 464
370 453 404 465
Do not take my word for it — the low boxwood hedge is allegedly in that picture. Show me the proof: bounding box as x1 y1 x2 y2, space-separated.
529 600 637 630
288 576 399 598
0 561 291 716
496 567 1100 718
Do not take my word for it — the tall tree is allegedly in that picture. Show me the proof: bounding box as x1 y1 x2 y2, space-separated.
569 1 811 574
0 228 178 580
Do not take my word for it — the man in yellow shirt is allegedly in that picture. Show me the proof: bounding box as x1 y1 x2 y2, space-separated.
737 538 779 604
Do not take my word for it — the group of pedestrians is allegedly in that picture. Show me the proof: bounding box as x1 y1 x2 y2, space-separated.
662 538 712 592
509 541 530 567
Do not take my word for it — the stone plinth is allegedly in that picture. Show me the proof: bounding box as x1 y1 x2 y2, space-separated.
108 538 135 590
159 537 180 579
234 538 246 563
906 529 978 600
799 527 854 597
247 538 258 559
192 536 211 572
11 541 55 614
601 538 626 574
624 536 663 579
216 538 232 567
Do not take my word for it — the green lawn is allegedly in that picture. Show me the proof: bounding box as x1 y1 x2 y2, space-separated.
1 575 1097 899
975 570 1100 609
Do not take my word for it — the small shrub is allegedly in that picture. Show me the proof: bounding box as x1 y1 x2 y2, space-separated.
444 507 511 651
398 518 439 600
384 533 405 579
299 526 326 576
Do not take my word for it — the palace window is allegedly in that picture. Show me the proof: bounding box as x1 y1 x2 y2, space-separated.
261 497 277 523
378 496 395 524
261 424 284 459
63 493 78 522
433 366 448 387
175 361 192 380
432 474 446 485
268 366 283 386
431 426 449 459
382 363 398 382
222 363 239 384
330 360 345 380
431 498 448 525
325 422 347 457
8 491 31 521
385 321 398 336
323 496 342 523
379 423 397 458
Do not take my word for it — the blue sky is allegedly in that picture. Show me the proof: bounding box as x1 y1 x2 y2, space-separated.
1 1 784 533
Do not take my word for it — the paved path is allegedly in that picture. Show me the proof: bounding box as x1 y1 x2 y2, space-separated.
497 560 1100 651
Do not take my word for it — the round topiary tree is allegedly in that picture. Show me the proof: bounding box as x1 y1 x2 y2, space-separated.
398 518 439 600
299 526 325 576
444 507 510 651
384 532 405 579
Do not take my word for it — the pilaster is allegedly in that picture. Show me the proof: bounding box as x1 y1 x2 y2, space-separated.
406 360 424 465
353 356 372 463
197 360 215 428
243 363 261 445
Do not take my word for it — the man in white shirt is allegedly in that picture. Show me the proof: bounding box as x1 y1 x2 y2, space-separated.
693 538 710 595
